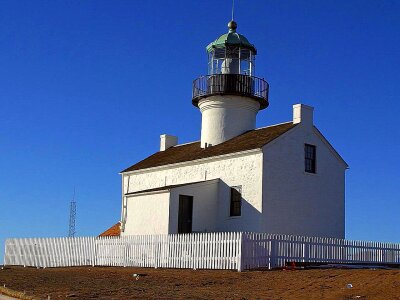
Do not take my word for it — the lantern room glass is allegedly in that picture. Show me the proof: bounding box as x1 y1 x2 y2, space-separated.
208 46 255 76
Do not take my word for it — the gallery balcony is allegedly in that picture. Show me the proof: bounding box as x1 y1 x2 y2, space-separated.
192 74 269 109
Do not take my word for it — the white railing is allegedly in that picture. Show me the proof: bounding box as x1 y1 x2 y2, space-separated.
4 233 400 271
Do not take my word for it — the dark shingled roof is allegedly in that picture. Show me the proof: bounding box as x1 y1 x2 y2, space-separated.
122 122 296 173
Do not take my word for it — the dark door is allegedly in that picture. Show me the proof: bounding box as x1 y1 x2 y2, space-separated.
178 195 193 233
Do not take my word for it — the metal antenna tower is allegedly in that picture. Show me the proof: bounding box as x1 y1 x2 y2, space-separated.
68 189 77 237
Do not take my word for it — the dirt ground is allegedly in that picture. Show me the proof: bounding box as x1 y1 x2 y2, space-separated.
0 266 399 300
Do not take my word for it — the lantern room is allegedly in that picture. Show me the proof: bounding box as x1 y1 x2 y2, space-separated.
207 20 256 76
192 20 269 110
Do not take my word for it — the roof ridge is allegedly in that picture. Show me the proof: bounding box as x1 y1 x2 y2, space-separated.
174 140 200 147
255 121 293 130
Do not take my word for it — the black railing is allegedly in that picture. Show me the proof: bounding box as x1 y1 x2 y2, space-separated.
192 74 269 109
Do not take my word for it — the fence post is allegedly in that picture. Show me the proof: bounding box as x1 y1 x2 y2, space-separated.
303 239 309 264
3 239 8 266
270 238 277 269
237 232 244 272
153 235 157 269
92 237 97 267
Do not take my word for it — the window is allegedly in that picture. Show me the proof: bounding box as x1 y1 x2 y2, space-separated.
305 144 316 173
230 186 242 217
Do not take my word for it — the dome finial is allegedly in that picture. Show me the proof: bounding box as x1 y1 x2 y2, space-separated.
228 20 237 33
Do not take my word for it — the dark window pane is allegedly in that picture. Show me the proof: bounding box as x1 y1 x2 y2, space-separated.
305 144 316 173
230 187 242 217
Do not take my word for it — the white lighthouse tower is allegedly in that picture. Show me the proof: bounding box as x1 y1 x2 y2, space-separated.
192 20 269 148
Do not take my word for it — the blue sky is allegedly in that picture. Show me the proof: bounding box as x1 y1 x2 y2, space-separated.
1 0 399 262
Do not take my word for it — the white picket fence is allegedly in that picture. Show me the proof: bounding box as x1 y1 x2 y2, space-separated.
4 232 242 270
241 233 400 270
4 232 400 271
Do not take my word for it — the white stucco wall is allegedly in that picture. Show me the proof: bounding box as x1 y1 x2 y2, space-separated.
262 123 347 238
169 180 219 233
122 150 264 234
198 95 260 147
122 191 170 236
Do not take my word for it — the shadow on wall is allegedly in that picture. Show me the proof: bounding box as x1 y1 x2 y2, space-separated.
215 180 262 233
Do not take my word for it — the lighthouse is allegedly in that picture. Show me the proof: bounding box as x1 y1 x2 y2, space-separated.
192 20 269 148
117 16 347 240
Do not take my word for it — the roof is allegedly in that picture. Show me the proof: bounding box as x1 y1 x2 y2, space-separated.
207 32 256 53
99 222 121 237
125 179 219 196
121 122 297 173
206 21 257 54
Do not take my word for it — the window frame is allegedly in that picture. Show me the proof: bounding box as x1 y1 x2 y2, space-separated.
304 144 317 174
230 186 242 217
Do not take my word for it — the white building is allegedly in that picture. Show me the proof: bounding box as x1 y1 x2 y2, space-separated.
118 20 348 239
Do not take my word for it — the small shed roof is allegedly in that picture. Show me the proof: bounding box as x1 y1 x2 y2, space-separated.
99 222 121 237
125 179 219 196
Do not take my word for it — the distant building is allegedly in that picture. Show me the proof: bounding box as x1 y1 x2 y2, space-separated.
112 20 347 238
99 222 121 237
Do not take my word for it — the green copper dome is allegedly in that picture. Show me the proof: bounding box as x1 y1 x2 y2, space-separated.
206 21 257 54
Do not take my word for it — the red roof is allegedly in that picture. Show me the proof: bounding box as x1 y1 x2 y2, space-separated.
99 222 121 237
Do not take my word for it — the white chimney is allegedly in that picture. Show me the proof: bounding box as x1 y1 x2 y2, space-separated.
293 104 314 126
160 134 178 151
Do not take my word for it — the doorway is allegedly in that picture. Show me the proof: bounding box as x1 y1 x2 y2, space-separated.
178 195 193 233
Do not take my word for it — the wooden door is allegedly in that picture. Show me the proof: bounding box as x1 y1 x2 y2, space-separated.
178 195 193 234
